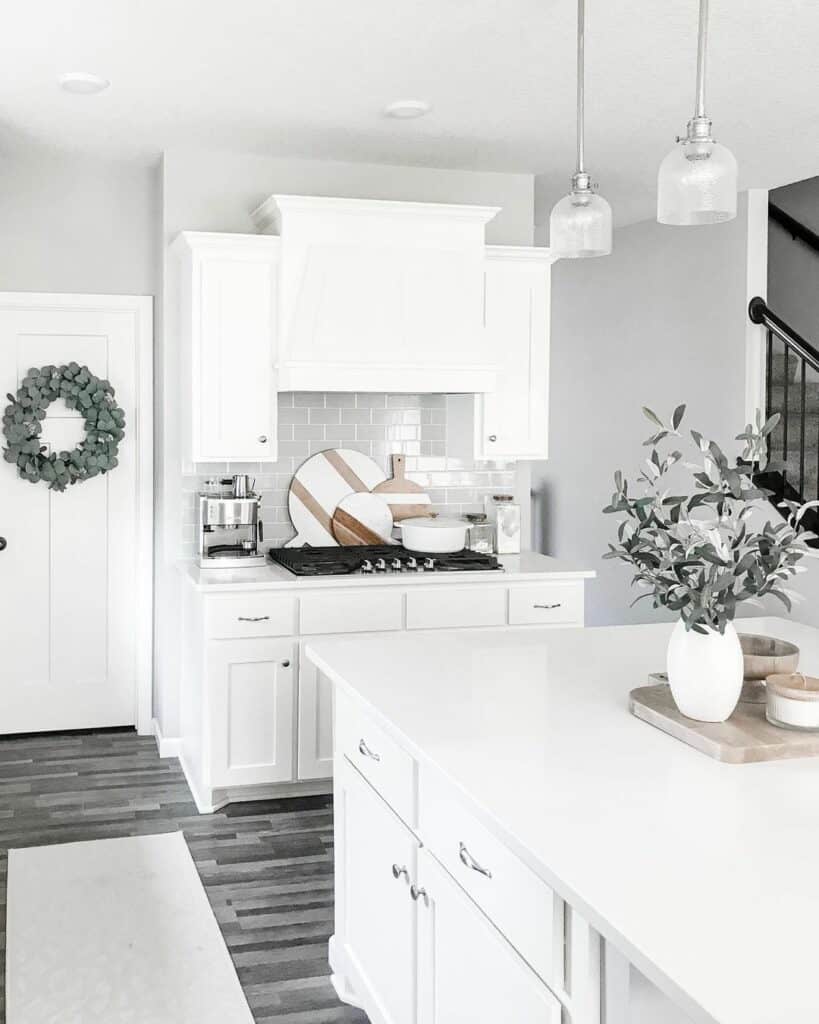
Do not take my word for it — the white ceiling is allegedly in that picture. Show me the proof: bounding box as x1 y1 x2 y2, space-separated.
3 0 819 225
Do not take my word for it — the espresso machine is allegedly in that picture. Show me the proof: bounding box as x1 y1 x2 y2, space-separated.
197 475 265 568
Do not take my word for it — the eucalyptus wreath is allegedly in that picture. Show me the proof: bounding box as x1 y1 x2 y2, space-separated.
603 405 818 634
2 363 125 491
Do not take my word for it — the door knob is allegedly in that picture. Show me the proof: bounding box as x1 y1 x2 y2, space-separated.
0 536 6 551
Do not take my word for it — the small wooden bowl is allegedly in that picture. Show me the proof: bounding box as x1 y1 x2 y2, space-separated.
738 634 800 704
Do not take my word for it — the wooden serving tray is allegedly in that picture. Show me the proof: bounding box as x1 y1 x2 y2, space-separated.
629 675 819 764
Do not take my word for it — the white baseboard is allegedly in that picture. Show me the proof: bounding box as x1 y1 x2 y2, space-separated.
151 718 183 759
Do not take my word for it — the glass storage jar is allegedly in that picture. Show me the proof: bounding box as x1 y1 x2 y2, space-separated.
464 513 496 554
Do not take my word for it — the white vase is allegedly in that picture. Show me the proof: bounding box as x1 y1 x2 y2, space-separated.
666 619 743 723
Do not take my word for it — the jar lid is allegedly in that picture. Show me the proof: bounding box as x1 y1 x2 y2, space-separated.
767 673 819 701
492 494 514 502
464 513 488 523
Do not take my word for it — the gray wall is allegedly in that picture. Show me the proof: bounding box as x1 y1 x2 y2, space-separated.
532 199 750 626
0 150 156 296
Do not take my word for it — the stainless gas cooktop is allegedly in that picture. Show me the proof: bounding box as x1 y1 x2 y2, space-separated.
268 544 502 577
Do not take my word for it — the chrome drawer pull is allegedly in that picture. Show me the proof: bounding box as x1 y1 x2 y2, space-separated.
238 615 270 622
459 842 492 878
410 884 428 903
358 739 381 762
533 603 562 610
392 864 409 881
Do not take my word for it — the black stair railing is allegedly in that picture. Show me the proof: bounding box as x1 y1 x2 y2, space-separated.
748 296 819 547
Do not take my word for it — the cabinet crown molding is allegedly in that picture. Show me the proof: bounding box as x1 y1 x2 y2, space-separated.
252 194 500 234
486 244 558 264
171 231 281 257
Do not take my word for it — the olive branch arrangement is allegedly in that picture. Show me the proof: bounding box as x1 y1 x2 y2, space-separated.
603 405 818 634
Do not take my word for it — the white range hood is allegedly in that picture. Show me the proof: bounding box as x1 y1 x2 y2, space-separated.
252 194 499 393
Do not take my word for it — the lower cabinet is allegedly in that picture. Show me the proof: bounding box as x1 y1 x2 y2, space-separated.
416 849 562 1024
297 650 334 780
333 755 564 1024
334 756 418 1024
207 637 296 788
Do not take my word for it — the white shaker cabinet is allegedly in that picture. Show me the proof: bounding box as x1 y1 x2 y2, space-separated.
207 637 296 789
478 245 554 460
416 849 563 1024
297 647 334 781
252 195 500 394
174 232 280 464
333 756 419 1024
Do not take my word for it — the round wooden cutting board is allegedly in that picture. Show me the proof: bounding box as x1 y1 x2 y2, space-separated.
331 492 395 546
372 454 432 521
286 448 387 546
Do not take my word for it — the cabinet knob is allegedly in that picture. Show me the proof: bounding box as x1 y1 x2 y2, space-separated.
0 536 6 552
281 659 291 668
258 435 268 444
410 884 428 903
391 864 409 881
488 434 497 443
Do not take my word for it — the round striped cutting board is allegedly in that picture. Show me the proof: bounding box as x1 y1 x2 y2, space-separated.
286 448 387 547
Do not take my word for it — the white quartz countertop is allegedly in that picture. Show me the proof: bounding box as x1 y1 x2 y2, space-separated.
306 616 819 1024
181 551 595 591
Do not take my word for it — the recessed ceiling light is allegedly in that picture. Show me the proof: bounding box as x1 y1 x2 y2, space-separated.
59 72 110 95
383 100 431 120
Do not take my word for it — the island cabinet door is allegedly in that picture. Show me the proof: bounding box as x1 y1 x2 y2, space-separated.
207 637 296 789
416 849 562 1024
335 757 418 1024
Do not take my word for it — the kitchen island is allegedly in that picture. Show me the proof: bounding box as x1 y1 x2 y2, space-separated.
306 616 819 1024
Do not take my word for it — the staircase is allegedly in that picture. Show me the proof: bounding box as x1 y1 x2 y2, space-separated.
749 296 819 546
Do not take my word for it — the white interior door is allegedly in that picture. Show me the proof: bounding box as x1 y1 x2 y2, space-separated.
0 296 151 734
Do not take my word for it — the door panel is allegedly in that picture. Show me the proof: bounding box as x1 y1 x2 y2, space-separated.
417 849 562 1024
335 757 418 1024
208 638 296 788
0 304 141 732
297 653 334 780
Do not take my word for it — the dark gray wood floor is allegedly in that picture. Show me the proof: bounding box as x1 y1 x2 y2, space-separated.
0 729 367 1024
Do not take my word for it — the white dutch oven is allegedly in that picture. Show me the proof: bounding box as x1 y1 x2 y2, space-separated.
397 516 468 553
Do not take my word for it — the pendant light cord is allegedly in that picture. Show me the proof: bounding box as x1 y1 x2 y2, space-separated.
694 0 708 118
576 0 585 173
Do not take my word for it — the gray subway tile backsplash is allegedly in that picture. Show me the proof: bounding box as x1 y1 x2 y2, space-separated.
179 391 516 558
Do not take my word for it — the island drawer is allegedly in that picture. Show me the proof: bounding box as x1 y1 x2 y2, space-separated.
205 593 298 639
300 590 404 635
406 587 507 630
508 581 584 626
419 764 563 988
336 690 417 827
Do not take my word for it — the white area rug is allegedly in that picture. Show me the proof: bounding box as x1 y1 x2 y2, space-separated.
6 831 254 1023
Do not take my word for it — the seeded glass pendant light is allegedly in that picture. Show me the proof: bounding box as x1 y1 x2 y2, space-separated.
550 0 612 258
657 0 737 225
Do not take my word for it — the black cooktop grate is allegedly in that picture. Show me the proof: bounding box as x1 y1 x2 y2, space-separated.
268 544 501 576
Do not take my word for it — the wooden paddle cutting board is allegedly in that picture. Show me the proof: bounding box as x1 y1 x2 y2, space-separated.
372 454 432 521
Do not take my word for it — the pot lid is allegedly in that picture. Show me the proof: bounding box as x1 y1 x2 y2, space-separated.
398 517 465 529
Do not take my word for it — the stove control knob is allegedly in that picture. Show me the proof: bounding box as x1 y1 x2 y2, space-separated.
375 558 387 572
424 557 436 570
361 559 374 573
406 556 418 569
390 558 403 572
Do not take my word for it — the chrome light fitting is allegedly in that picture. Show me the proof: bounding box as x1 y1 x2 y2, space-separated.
550 0 612 258
657 0 737 225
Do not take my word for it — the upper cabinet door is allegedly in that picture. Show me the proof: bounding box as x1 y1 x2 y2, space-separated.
477 246 554 460
175 232 280 464
254 195 499 393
